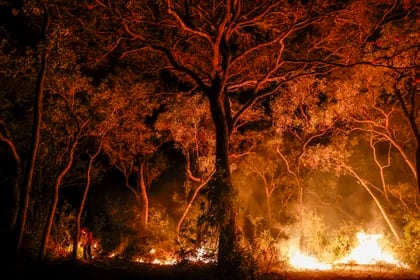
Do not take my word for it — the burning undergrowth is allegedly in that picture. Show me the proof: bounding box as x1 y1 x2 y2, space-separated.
273 211 419 273
70 210 417 274
81 193 220 266
35 176 420 277
287 231 408 271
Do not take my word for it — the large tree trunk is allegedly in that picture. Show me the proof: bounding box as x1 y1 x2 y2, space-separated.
207 86 246 278
14 3 50 258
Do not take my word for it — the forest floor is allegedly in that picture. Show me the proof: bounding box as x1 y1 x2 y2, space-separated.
3 257 419 280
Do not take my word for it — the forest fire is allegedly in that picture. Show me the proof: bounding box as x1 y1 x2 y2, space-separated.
288 231 409 271
2 1 419 279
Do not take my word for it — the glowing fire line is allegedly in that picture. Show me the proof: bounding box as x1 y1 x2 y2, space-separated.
100 231 408 270
130 247 215 265
289 251 332 270
288 231 408 271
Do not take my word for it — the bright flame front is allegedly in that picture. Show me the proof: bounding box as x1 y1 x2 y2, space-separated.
335 231 408 268
288 231 409 270
289 250 331 270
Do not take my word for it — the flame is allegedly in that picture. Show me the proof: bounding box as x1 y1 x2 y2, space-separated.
289 250 331 270
131 247 215 265
151 258 177 265
185 247 215 263
288 231 408 270
132 247 177 265
335 231 408 268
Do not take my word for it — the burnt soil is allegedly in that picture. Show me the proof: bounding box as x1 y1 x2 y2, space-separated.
3 258 419 280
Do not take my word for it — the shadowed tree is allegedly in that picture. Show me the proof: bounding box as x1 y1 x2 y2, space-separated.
0 122 21 231
12 0 50 258
0 7 36 231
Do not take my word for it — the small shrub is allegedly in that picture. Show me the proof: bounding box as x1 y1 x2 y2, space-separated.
253 229 279 272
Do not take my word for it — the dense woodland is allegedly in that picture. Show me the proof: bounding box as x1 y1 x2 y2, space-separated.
0 0 419 279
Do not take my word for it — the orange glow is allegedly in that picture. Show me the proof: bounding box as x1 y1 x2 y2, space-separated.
335 231 408 268
288 231 408 270
130 247 214 265
289 249 331 270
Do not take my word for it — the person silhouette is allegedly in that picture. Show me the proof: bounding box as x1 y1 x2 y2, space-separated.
81 227 93 260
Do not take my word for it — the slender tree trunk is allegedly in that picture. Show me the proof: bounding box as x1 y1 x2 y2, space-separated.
11 162 22 231
14 4 49 257
345 166 400 241
298 183 305 250
139 162 149 228
276 147 305 249
370 137 391 202
120 166 146 228
264 181 273 229
120 163 148 230
416 147 420 195
71 164 92 260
